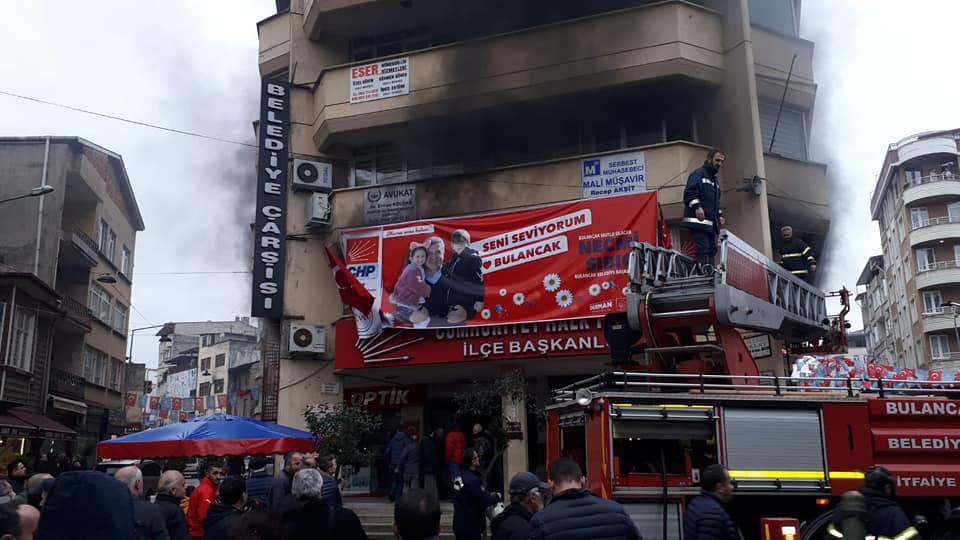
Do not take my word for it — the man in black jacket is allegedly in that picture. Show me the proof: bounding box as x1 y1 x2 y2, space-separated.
527 458 641 540
826 466 919 540
155 470 190 540
683 464 738 540
202 475 246 540
394 489 442 540
115 465 171 540
244 457 272 509
778 226 817 283
682 149 725 265
490 472 547 540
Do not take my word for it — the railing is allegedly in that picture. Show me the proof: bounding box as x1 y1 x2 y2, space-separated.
910 215 960 230
62 296 93 325
550 370 960 404
71 228 100 254
917 260 960 273
906 172 960 188
49 368 85 400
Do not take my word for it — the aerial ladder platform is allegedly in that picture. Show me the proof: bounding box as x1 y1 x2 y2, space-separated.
607 230 842 383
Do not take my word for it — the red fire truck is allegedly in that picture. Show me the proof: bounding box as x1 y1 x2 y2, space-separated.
545 231 959 539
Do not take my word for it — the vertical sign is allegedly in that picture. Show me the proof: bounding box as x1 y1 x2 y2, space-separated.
252 79 290 319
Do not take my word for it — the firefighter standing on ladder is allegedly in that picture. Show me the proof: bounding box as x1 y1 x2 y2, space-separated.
778 225 817 282
682 148 725 266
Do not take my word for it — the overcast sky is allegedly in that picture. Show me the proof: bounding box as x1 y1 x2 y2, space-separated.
1 2 958 368
0 1 274 368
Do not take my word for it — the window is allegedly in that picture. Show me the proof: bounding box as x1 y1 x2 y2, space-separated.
897 216 905 242
88 284 112 323
112 303 128 334
917 248 936 272
955 245 960 266
910 207 929 229
950 203 960 223
759 102 807 160
214 379 224 394
749 0 796 35
906 169 922 187
9 306 36 371
82 346 107 386
107 230 117 263
120 246 131 276
923 291 944 314
201 335 215 347
109 359 122 391
910 298 918 323
199 382 211 397
97 220 109 251
200 357 211 371
215 354 225 368
930 335 951 360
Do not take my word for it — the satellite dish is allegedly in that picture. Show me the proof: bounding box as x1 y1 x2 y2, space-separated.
575 388 593 407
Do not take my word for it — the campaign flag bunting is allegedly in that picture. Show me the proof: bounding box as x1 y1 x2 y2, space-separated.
160 396 172 410
171 398 182 411
194 397 205 412
149 396 160 410
181 398 194 413
158 409 169 419
125 393 137 408
179 411 188 422
206 395 216 409
138 394 148 408
216 394 228 408
250 388 260 402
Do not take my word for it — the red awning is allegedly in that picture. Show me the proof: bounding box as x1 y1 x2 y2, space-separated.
0 414 36 437
8 410 76 438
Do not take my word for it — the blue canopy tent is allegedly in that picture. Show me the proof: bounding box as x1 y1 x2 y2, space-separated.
97 413 315 458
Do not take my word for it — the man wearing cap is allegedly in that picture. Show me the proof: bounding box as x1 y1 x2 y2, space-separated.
490 472 547 540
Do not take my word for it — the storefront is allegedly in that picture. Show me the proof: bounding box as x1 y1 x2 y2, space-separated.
0 410 77 474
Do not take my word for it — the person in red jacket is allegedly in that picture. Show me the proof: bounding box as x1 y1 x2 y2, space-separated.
445 424 465 485
187 461 226 539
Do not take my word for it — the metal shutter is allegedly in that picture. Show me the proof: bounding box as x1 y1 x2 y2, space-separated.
623 502 682 540
759 102 807 160
722 408 824 472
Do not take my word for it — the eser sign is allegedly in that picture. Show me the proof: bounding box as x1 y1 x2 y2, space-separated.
344 386 426 409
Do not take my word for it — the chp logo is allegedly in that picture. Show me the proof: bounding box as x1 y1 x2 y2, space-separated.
346 237 380 282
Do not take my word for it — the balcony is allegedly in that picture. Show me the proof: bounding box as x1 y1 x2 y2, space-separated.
909 216 960 246
916 260 960 290
324 140 709 228
49 368 86 401
312 1 724 149
904 174 960 207
752 26 816 110
257 11 290 76
58 229 99 269
61 296 93 331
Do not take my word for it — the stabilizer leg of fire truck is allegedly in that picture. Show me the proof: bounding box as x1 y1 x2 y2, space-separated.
613 230 832 380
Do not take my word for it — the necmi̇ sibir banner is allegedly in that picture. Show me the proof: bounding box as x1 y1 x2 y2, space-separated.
340 193 657 329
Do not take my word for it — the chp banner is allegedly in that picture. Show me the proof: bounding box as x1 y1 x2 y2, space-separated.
340 192 657 329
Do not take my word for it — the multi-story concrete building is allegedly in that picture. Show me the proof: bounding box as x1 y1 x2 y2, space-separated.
869 129 960 370
0 137 143 465
256 0 829 496
856 255 897 365
153 319 260 421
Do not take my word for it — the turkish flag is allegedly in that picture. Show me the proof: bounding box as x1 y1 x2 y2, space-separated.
658 205 672 250
217 394 228 408
325 246 374 316
125 393 137 408
171 398 182 411
158 409 169 419
194 397 205 412
149 396 160 410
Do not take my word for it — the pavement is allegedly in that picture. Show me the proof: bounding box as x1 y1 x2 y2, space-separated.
346 498 456 540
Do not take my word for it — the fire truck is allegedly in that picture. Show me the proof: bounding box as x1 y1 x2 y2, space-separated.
545 231 959 539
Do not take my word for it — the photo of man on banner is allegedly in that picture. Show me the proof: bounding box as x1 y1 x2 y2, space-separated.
422 229 485 326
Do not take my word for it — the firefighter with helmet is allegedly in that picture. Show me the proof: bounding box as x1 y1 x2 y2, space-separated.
827 466 919 539
779 225 817 283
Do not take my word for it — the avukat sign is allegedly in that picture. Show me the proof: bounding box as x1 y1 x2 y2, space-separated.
340 193 657 331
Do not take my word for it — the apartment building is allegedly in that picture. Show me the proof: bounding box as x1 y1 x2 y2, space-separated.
868 129 960 371
255 0 829 497
152 319 260 423
0 137 143 465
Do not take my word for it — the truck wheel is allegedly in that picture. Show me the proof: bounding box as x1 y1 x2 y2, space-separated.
799 509 835 540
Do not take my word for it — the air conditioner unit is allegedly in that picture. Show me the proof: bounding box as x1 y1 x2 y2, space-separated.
305 193 332 228
292 158 333 192
289 324 326 354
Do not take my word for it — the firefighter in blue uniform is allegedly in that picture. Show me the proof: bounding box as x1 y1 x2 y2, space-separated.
682 149 725 265
778 225 817 283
